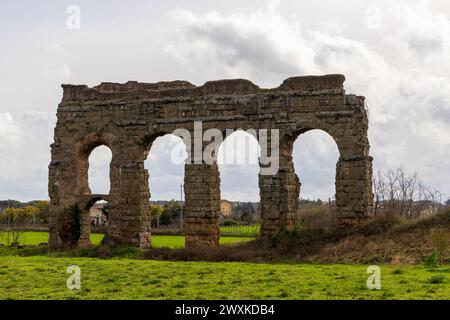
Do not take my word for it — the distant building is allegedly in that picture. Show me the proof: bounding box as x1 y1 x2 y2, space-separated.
220 200 233 217
90 203 108 226
415 201 441 217
231 201 260 220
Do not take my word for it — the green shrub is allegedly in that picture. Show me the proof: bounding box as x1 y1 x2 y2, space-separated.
221 219 238 227
427 275 445 284
429 226 449 264
423 252 439 269
56 205 82 248
70 245 143 259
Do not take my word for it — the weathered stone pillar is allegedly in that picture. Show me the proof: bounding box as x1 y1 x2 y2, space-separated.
259 147 300 237
48 216 61 249
48 146 81 250
78 207 92 248
103 159 150 248
184 163 221 247
48 159 63 249
336 155 373 224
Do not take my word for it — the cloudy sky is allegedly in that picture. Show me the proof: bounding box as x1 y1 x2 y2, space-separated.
0 0 449 202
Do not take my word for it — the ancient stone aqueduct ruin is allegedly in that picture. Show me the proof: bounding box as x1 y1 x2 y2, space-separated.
48 74 373 249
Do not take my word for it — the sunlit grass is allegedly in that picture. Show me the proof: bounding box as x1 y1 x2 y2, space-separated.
0 232 252 248
1 232 448 300
0 256 448 300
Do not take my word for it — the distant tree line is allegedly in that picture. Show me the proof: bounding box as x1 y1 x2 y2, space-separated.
232 202 259 223
0 201 50 245
0 200 49 225
150 200 182 228
373 168 443 218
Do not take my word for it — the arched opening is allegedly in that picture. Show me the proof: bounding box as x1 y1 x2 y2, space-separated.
217 130 261 239
87 145 112 195
89 199 109 230
292 129 340 231
82 198 110 246
66 143 112 248
144 134 187 247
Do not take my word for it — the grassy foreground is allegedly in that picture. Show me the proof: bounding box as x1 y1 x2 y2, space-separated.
0 256 448 300
0 232 448 300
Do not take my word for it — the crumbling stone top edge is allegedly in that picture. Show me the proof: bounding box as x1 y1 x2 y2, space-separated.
61 74 346 103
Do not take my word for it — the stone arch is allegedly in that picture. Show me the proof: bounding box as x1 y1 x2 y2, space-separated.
82 194 110 211
281 120 344 156
282 122 343 202
217 129 262 234
144 133 188 235
49 74 373 249
87 145 112 194
77 194 111 248
291 128 340 197
143 129 190 162
268 118 372 229
143 130 190 198
217 128 261 199
73 132 119 196
259 119 353 237
291 129 340 229
217 128 260 165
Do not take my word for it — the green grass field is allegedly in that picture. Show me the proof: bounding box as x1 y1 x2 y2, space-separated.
0 232 252 248
0 232 448 300
0 256 448 300
220 225 260 237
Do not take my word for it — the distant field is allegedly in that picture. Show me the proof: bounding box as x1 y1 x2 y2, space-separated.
0 256 448 300
0 232 252 248
220 225 260 237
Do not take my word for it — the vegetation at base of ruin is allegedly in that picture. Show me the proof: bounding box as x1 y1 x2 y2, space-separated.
1 208 448 265
56 205 82 248
0 256 448 300
144 208 450 264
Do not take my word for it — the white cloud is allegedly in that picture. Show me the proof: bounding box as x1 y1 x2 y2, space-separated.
0 112 55 200
0 113 25 191
60 64 72 79
0 1 449 202
145 135 186 201
0 113 23 144
366 6 382 30
166 1 450 199
165 4 319 85
88 146 112 194
46 42 68 56
218 131 261 201
292 130 339 200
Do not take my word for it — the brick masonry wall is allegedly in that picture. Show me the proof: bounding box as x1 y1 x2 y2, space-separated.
48 74 373 249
